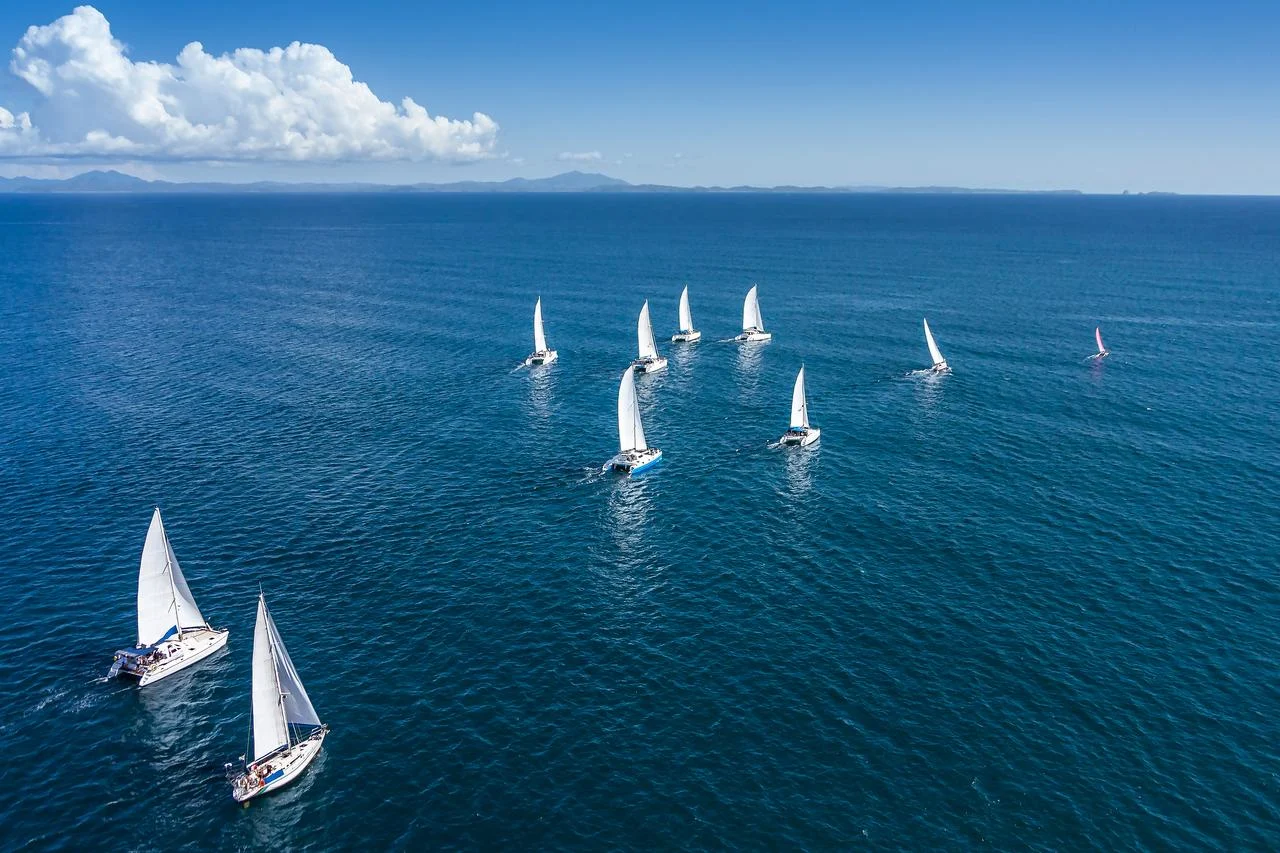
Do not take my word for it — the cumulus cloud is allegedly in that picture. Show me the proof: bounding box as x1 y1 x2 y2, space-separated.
0 6 499 162
556 151 603 163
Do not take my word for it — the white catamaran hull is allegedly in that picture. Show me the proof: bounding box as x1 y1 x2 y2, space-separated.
671 330 702 342
735 330 772 343
525 349 558 366
111 627 229 687
780 428 820 448
631 356 668 374
607 448 662 475
232 727 328 803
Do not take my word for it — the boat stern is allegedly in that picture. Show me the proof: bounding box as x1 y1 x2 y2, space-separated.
631 356 668 374
525 349 558 366
671 330 702 342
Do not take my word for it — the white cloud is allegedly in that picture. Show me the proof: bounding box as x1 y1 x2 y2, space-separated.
557 150 603 163
0 6 499 162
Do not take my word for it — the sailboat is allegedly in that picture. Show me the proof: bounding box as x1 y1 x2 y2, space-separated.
606 366 662 475
1091 326 1110 359
733 284 772 342
631 300 668 373
780 365 821 447
524 297 558 366
923 318 950 372
671 285 702 342
230 593 328 803
108 508 229 686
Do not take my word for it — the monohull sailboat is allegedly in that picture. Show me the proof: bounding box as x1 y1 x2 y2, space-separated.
524 297 558 366
922 318 950 373
606 366 662 475
1091 326 1110 359
734 285 772 342
108 509 228 686
671 285 702 342
780 366 821 447
229 594 328 803
631 301 668 373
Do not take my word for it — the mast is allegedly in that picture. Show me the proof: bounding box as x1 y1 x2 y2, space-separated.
264 597 291 749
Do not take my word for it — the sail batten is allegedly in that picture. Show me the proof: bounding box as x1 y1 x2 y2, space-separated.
617 366 647 452
533 298 548 353
678 286 694 332
923 318 947 368
637 301 659 360
136 509 206 647
790 367 810 429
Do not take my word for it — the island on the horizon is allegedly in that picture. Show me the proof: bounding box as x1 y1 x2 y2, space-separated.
0 169 1094 195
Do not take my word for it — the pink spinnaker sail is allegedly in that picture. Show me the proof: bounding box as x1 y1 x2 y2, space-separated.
1095 327 1106 354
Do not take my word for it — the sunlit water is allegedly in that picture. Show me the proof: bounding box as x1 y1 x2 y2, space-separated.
0 193 1277 849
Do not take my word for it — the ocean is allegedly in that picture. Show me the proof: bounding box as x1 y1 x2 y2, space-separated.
0 192 1277 850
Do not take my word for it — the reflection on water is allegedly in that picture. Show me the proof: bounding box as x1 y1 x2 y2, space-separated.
670 340 700 378
135 648 229 753
524 365 555 425
1089 356 1106 384
784 446 817 498
913 369 946 416
735 342 765 399
595 476 657 604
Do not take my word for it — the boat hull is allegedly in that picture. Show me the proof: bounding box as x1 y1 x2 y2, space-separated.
607 448 662 475
930 362 951 374
780 428 820 448
111 627 229 687
232 727 328 803
525 349 558 366
671 330 702 342
632 356 667 374
734 330 772 343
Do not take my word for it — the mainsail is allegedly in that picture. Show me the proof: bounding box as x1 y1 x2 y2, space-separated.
637 301 659 360
251 594 321 762
1095 326 1106 355
533 298 548 353
136 508 206 647
742 285 765 331
678 286 694 333
923 318 947 368
617 366 647 452
790 367 810 429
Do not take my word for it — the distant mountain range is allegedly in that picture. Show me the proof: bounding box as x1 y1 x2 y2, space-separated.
0 169 1087 195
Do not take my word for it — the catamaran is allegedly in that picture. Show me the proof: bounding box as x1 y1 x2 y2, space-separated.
780 366 821 447
734 285 772 342
230 593 328 803
671 285 702 342
606 366 662 475
524 297 558 366
923 318 950 373
1092 326 1110 359
108 508 229 686
631 300 668 373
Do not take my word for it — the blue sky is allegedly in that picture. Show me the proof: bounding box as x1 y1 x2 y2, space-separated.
0 1 1276 192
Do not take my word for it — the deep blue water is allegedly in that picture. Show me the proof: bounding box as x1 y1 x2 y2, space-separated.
1 193 1277 850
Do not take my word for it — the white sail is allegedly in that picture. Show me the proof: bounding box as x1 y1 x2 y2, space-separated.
923 318 947 368
790 366 810 429
678 285 694 332
533 298 548 353
251 595 321 762
1095 326 1106 355
136 508 206 647
617 366 647 452
637 301 659 360
251 596 289 760
742 285 764 331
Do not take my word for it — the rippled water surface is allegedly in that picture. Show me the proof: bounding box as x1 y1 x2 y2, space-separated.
1 193 1278 850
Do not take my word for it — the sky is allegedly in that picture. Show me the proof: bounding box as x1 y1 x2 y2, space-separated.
0 1 1277 193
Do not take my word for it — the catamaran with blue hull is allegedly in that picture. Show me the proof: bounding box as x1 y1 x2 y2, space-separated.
606 366 662 475
108 508 228 686
230 593 328 803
